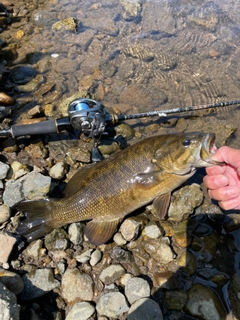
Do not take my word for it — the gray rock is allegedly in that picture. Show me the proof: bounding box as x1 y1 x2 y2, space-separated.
127 298 163 320
0 268 24 295
3 171 51 207
0 162 9 179
49 161 68 180
144 239 174 265
0 204 11 224
61 268 93 303
20 268 60 300
44 228 69 251
0 281 20 320
75 249 93 264
23 239 43 259
68 222 84 245
142 221 162 239
96 292 129 318
66 302 95 320
125 277 150 304
90 249 102 266
0 232 17 264
120 218 140 241
99 264 126 285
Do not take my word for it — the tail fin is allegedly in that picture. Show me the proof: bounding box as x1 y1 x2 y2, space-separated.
14 198 55 242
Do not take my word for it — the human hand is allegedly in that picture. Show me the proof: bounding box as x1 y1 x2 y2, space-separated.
203 146 240 210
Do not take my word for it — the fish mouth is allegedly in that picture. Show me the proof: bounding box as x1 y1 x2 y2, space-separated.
201 133 222 165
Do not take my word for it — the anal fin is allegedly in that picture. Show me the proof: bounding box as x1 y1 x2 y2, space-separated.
84 219 119 245
152 192 171 220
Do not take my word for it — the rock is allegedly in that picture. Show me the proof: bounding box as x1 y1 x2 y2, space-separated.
127 298 163 320
120 273 134 286
142 221 162 239
68 222 84 245
0 204 11 223
61 268 94 303
121 0 142 20
0 161 9 179
17 74 44 93
23 239 43 259
66 302 95 320
113 232 127 246
120 218 140 241
163 289 188 310
52 18 77 32
96 292 129 318
9 161 29 180
0 268 24 295
99 264 126 285
125 277 150 304
114 123 134 140
10 65 37 84
0 281 20 320
144 239 174 265
185 283 227 319
90 249 102 266
0 92 15 106
20 268 60 300
44 229 69 251
178 251 197 276
0 232 17 263
3 170 51 207
75 249 93 264
228 274 240 317
49 161 68 180
168 184 203 222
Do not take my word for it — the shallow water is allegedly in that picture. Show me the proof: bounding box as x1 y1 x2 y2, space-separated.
1 0 240 146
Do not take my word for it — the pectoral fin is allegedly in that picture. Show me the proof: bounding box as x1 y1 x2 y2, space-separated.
152 192 171 220
84 219 119 245
135 171 164 187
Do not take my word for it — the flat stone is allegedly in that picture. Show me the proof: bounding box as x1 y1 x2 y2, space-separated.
125 277 150 304
66 302 95 320
96 292 129 318
99 264 126 285
0 232 17 264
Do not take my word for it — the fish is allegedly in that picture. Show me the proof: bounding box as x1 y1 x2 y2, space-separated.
15 132 219 245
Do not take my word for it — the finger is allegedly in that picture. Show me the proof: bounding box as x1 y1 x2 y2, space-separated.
205 166 225 176
203 174 229 189
211 146 240 173
218 197 240 211
208 186 240 201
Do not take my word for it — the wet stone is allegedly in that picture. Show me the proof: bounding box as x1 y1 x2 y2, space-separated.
0 281 20 320
20 268 60 300
99 264 126 285
228 274 240 317
10 65 36 84
96 292 129 318
127 298 163 320
66 301 95 320
178 251 197 276
52 17 77 32
61 268 94 303
0 267 24 295
3 170 51 207
125 277 150 304
185 283 227 319
163 289 188 310
0 232 17 264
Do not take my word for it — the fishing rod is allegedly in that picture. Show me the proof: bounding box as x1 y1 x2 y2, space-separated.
0 98 239 161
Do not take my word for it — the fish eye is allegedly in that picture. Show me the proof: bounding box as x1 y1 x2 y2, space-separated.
182 139 191 147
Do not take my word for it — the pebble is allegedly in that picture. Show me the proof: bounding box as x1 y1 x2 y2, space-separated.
113 232 127 245
96 292 129 318
61 268 94 303
23 239 43 259
49 161 68 180
3 170 51 207
9 161 29 180
20 268 60 300
44 229 69 251
99 264 126 285
0 232 17 263
127 298 163 320
0 92 15 106
125 277 150 304
68 222 84 245
142 221 162 239
0 161 9 179
144 239 174 265
66 302 95 320
120 273 134 286
75 249 93 264
0 282 20 320
120 218 140 241
90 249 102 266
0 267 24 295
0 204 11 223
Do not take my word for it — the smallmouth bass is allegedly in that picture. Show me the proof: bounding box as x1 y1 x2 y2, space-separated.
15 132 219 245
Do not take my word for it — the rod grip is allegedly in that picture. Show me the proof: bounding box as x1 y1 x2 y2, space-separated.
11 120 57 137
